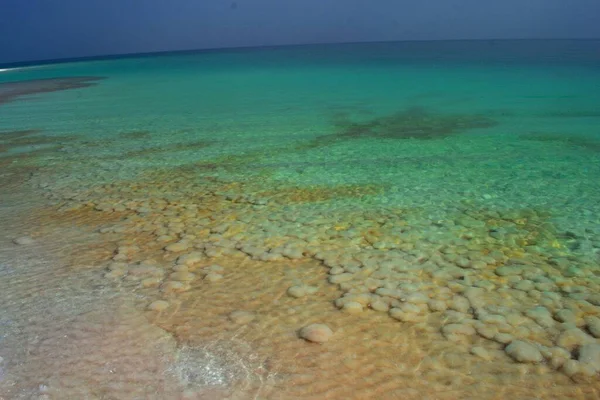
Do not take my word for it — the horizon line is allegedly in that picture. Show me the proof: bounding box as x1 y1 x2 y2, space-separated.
1 37 599 69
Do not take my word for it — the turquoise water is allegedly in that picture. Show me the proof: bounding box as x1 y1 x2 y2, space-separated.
2 40 600 398
2 41 600 223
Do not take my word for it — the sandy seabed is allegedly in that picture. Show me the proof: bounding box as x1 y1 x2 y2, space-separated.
1 135 600 400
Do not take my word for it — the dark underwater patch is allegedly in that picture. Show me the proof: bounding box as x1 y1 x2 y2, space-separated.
296 106 498 150
0 76 105 105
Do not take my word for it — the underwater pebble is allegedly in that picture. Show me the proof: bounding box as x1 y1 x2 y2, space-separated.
128 265 163 277
494 333 514 344
176 251 204 266
475 325 498 340
470 346 492 360
172 265 189 272
555 309 577 324
404 292 429 304
329 266 344 275
205 273 223 282
147 300 169 311
169 271 195 282
161 281 189 293
13 236 34 245
441 323 476 341
505 340 543 363
299 324 333 343
165 242 189 252
478 314 506 325
562 360 581 377
513 280 534 291
287 285 318 298
113 245 140 261
282 247 304 259
449 296 471 313
585 316 600 338
525 306 555 328
206 264 224 272
389 308 421 322
556 328 595 351
577 343 600 372
399 303 421 314
104 270 126 279
342 301 363 314
495 266 523 276
107 262 128 271
229 310 256 324
287 285 307 298
370 300 389 312
564 266 586 278
428 300 448 312
329 273 354 284
141 277 162 288
547 347 572 369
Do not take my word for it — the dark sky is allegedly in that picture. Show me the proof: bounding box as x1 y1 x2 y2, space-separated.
1 0 600 64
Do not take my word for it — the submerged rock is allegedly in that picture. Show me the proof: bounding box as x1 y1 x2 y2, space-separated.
505 340 543 363
229 310 255 324
13 236 34 245
577 343 600 372
299 324 333 343
147 300 169 312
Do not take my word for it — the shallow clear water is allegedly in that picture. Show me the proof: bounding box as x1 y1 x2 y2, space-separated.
1 40 600 399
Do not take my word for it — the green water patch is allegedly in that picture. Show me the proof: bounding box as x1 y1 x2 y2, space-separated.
118 130 153 140
537 109 600 118
0 129 79 154
134 107 500 184
0 129 42 141
520 133 600 153
120 140 213 159
0 76 105 105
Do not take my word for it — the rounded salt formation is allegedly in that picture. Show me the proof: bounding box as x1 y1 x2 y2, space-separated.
577 343 600 372
370 299 389 312
147 300 169 311
204 273 223 282
299 324 333 343
169 271 195 282
389 308 421 322
585 316 600 338
556 328 595 351
161 281 190 293
470 346 493 361
562 360 581 377
441 323 476 341
165 241 189 252
342 301 363 314
287 285 307 298
505 340 543 363
229 310 255 324
104 269 126 279
141 277 162 288
287 285 318 298
13 236 34 245
172 265 189 272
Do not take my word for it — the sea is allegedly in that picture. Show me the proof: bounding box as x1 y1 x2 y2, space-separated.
1 40 600 399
